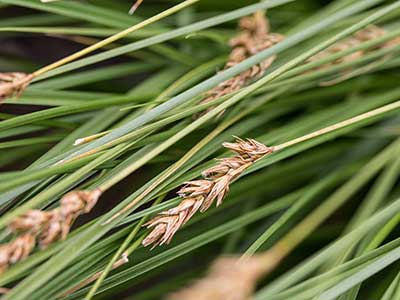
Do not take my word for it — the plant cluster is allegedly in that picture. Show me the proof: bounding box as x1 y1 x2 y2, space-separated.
0 1 399 300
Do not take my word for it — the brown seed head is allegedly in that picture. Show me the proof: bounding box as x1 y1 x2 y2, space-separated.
177 180 214 198
202 156 247 179
142 215 183 248
198 12 284 117
0 234 35 274
0 72 33 102
39 209 67 248
202 176 231 211
354 25 386 42
60 189 102 216
167 255 268 300
382 36 400 49
143 138 273 248
39 189 102 247
240 11 269 35
9 210 50 233
308 25 399 71
0 189 102 273
223 137 273 159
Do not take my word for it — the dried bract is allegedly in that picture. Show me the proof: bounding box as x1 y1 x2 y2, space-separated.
0 72 33 102
143 138 273 248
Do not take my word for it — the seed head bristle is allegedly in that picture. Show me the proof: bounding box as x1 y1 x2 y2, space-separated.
143 138 273 248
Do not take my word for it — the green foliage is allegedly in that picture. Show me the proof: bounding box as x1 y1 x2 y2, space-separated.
0 0 399 300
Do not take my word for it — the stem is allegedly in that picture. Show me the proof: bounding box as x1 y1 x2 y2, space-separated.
85 195 163 300
60 256 128 297
273 100 400 152
32 0 199 78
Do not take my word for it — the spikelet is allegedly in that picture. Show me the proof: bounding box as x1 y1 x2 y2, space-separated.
143 138 273 248
198 11 284 116
0 189 102 273
308 25 400 70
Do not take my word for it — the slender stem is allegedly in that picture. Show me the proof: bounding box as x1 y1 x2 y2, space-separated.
85 195 163 300
365 214 400 252
60 256 128 297
32 0 199 78
273 100 400 152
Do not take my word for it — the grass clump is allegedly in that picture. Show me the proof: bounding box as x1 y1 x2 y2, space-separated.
0 1 400 300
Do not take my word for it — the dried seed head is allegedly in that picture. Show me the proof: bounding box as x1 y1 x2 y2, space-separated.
142 197 206 248
0 189 102 273
0 234 35 274
383 36 400 48
9 210 50 233
142 215 182 248
354 25 386 42
167 255 268 300
39 209 66 248
223 138 273 159
0 72 33 102
239 10 269 36
39 189 102 247
143 138 273 248
60 189 102 216
198 12 284 117
308 25 400 71
203 138 272 180
177 180 214 198
202 176 231 211
202 156 247 179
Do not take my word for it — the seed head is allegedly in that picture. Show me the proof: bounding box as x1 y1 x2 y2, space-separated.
0 72 33 102
198 12 284 117
143 138 273 248
0 189 102 273
308 25 400 71
0 234 35 274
